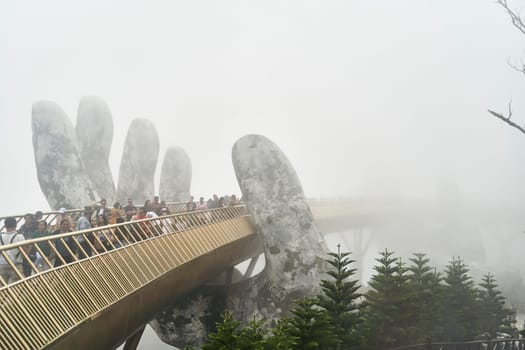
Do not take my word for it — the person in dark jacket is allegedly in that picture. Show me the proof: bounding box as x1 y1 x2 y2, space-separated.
52 220 74 267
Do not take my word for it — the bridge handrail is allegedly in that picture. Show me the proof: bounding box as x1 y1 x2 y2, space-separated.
388 338 525 350
0 204 249 288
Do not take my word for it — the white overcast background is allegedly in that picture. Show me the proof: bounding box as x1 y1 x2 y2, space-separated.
3 1 525 347
1 0 525 215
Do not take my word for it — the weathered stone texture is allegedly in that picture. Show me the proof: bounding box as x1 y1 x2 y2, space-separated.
151 134 328 348
150 287 227 347
32 101 97 209
232 134 327 291
159 146 192 202
116 118 159 204
76 96 116 202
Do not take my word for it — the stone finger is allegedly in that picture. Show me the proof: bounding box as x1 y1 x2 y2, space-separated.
76 96 116 202
32 100 97 209
232 134 328 288
116 118 159 203
159 146 192 202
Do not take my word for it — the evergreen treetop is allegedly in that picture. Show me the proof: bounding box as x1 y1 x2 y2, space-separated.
202 311 240 350
478 272 517 338
441 257 481 341
317 244 362 349
406 253 443 343
288 298 340 350
265 317 297 350
361 249 412 350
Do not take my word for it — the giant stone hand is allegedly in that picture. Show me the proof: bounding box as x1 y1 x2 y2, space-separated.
32 102 329 349
31 96 191 209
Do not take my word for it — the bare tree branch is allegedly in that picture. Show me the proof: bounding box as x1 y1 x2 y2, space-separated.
488 1 525 135
488 108 525 135
490 2 525 134
506 57 525 75
496 0 525 34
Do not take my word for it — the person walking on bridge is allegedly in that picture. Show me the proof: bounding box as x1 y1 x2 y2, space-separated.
0 217 26 283
94 199 111 221
56 208 74 229
196 197 209 224
109 202 125 225
151 196 161 215
131 208 150 239
31 220 53 272
159 200 170 215
19 213 35 238
52 220 74 267
19 213 36 277
186 196 196 212
76 206 93 258
124 198 137 221
34 210 43 222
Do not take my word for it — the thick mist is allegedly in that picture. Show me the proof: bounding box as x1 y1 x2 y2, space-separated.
2 0 525 317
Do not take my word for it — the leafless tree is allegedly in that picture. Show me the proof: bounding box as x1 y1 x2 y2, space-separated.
489 0 525 135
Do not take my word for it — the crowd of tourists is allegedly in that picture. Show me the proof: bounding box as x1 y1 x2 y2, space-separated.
0 194 241 284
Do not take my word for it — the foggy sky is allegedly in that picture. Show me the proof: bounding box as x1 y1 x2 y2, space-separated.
3 3 525 347
2 0 525 217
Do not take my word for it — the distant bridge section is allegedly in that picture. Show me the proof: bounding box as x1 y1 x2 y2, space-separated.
308 198 438 232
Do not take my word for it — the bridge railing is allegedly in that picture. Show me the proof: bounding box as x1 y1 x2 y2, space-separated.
0 201 190 232
0 204 254 350
389 338 525 350
0 205 248 288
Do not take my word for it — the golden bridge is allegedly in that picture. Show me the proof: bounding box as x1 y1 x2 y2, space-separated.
0 198 443 349
0 204 262 350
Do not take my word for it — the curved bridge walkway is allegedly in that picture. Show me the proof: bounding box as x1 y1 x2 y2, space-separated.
0 205 259 350
0 199 373 349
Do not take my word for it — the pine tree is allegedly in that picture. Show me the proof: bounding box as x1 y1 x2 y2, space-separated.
317 244 362 349
266 317 298 350
202 310 240 350
440 257 481 341
360 249 411 350
391 256 412 346
478 273 517 338
237 317 268 350
406 253 443 343
287 298 340 350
